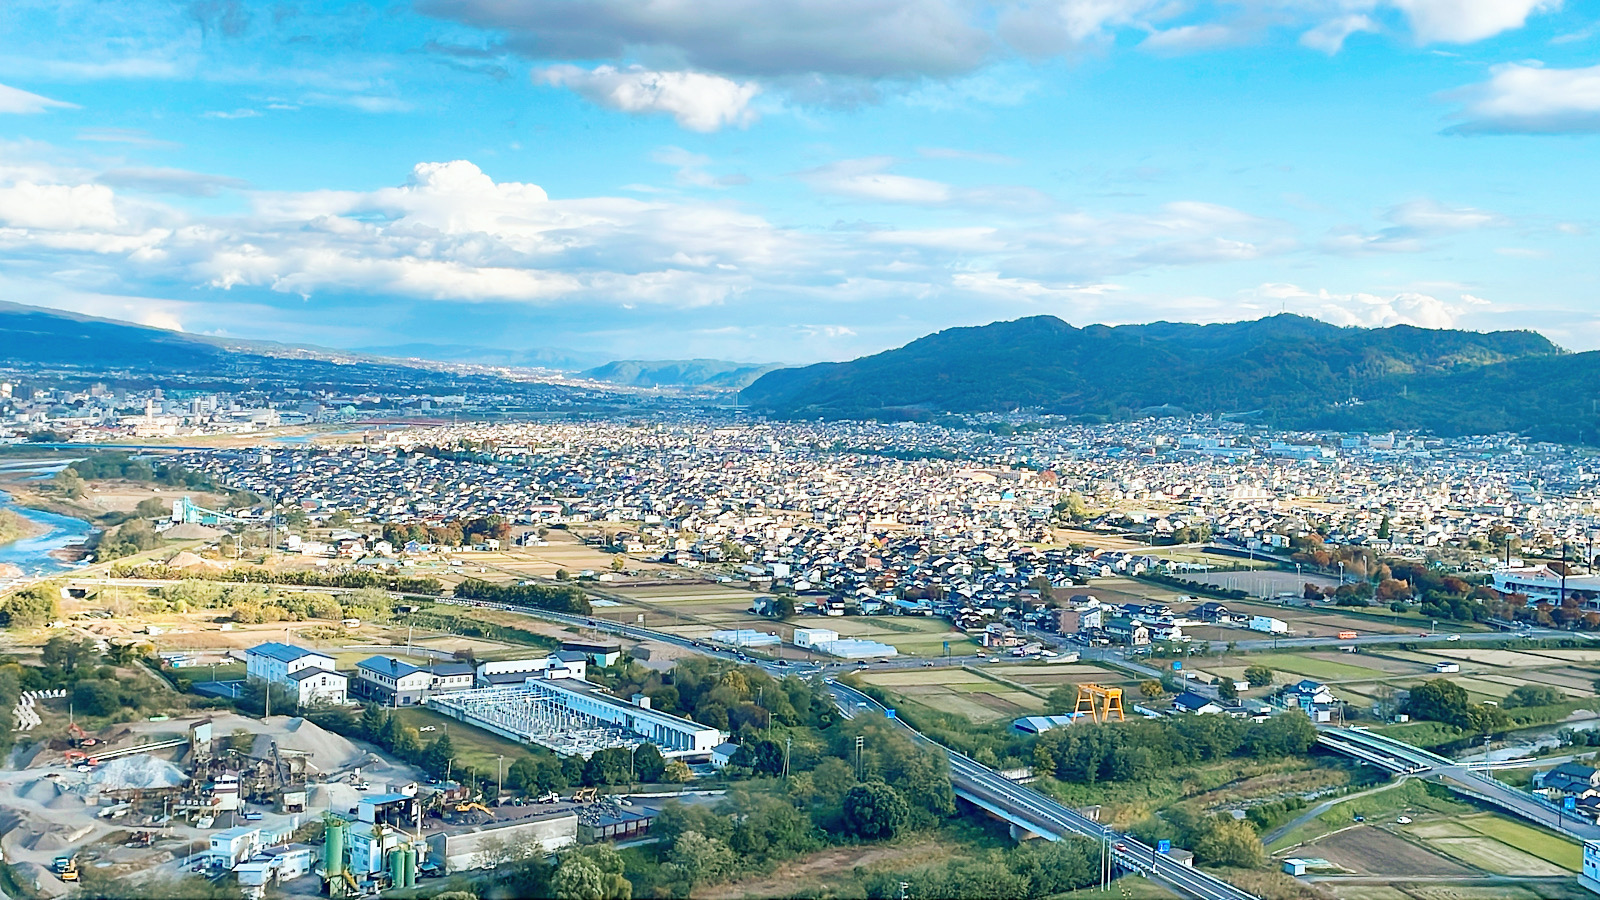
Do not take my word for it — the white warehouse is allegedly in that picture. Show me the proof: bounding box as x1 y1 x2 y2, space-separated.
427 673 725 759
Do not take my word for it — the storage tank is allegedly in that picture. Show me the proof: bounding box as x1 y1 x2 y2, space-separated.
322 820 346 877
403 845 417 888
387 848 404 888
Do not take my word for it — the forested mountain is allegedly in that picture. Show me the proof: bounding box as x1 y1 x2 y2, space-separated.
742 315 1594 440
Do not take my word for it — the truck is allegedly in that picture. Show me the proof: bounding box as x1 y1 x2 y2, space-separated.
1337 630 1358 640
1249 615 1288 634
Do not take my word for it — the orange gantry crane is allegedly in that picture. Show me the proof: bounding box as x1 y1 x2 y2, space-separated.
1074 683 1125 723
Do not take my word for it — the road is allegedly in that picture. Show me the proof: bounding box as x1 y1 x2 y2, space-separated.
439 596 1260 900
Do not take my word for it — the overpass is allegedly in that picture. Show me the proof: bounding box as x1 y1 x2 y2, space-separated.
1317 726 1600 842
440 597 1260 900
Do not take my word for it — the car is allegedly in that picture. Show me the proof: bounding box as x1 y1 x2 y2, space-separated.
1446 634 1461 641
775 660 789 667
240 811 263 821
922 661 935 667
1419 632 1429 636
419 725 436 732
1396 815 1412 824
1114 842 1127 852
986 657 1001 664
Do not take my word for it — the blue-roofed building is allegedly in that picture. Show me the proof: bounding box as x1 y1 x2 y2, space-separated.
355 656 473 705
245 642 345 706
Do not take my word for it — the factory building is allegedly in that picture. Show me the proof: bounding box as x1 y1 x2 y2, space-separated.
427 674 725 759
245 643 347 706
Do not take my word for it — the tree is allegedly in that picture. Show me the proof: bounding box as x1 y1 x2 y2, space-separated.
667 830 735 887
1194 817 1264 868
552 846 631 900
633 743 667 783
422 734 456 779
359 704 389 742
843 781 908 840
1503 684 1564 709
42 634 96 673
54 469 86 499
1243 665 1274 687
663 760 691 783
73 679 120 717
1046 684 1077 715
1216 679 1238 701
135 497 168 518
1140 680 1166 699
0 585 59 628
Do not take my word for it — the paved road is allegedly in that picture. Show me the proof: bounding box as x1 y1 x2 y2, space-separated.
442 596 1260 900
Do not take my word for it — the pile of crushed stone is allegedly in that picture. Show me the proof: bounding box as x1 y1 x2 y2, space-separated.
86 755 188 790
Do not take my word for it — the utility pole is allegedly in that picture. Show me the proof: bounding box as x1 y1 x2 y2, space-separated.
497 755 505 799
855 736 864 780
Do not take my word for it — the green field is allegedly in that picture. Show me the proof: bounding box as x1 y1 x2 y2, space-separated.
392 707 535 773
1457 814 1581 871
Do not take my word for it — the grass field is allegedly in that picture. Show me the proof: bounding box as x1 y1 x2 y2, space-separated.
1402 815 1574 876
1227 652 1387 682
391 707 535 773
860 667 1046 723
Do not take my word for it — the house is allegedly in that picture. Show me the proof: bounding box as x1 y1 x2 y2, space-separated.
1057 606 1102 633
1535 762 1600 799
710 741 742 769
245 643 346 706
1104 616 1150 646
1279 680 1337 722
1172 691 1224 715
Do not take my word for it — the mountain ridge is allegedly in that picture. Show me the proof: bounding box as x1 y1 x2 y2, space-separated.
741 314 1591 441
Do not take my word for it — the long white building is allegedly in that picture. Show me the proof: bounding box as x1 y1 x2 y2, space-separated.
244 642 347 706
1493 565 1600 605
427 671 724 759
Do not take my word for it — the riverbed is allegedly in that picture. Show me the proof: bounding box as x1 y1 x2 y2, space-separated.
0 488 94 577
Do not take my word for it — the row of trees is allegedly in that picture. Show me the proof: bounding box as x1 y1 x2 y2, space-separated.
1031 712 1319 785
597 654 838 737
381 515 512 549
453 579 591 615
115 563 444 593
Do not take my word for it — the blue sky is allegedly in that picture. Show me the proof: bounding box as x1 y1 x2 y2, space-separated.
0 0 1596 364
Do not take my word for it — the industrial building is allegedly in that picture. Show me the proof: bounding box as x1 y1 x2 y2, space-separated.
427 674 725 759
244 643 347 706
354 656 475 705
426 809 578 872
710 629 781 648
791 628 897 659
476 653 587 686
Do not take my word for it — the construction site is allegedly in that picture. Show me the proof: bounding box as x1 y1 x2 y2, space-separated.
0 700 674 898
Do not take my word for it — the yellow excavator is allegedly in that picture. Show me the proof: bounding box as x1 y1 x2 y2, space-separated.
572 787 599 803
453 802 495 818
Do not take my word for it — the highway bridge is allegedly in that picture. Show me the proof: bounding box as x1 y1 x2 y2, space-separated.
440 597 1261 900
1316 726 1600 842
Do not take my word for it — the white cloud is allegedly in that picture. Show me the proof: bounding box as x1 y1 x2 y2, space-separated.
0 82 76 114
998 0 1166 56
1299 15 1377 53
1385 198 1503 233
1390 0 1559 43
1449 62 1600 134
799 157 954 204
537 65 759 131
99 167 249 197
1261 283 1472 329
1141 24 1238 53
0 182 121 231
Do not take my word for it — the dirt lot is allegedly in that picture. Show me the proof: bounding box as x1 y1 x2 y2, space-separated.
1307 826 1475 877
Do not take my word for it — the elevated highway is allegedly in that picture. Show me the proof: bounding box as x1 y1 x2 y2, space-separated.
1317 726 1600 842
442 597 1260 899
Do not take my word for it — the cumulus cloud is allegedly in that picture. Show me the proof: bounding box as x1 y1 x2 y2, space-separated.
1261 283 1473 330
537 65 759 131
998 0 1165 56
1390 0 1559 44
1448 63 1600 134
0 82 76 114
1141 24 1239 53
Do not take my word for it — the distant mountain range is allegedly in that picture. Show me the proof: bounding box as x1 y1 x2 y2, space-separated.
0 302 544 394
741 314 1600 442
582 359 784 390
354 343 611 372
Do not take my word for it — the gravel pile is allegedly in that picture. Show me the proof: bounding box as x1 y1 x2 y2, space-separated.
87 755 188 790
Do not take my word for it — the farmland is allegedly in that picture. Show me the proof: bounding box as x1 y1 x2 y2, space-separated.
858 666 1051 723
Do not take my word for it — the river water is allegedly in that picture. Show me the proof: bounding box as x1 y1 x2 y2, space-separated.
0 487 94 577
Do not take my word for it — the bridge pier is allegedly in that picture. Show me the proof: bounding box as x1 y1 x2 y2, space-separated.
1009 822 1044 842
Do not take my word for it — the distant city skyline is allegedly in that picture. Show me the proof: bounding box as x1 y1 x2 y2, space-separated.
0 0 1596 362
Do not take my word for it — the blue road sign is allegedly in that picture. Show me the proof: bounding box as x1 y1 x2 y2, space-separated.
1157 840 1171 854
1172 661 1182 671
886 709 896 719
1566 796 1577 811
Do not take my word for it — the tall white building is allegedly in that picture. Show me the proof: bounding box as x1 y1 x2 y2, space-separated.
245 643 347 706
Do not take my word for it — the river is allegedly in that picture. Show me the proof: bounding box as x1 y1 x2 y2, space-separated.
0 488 94 577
